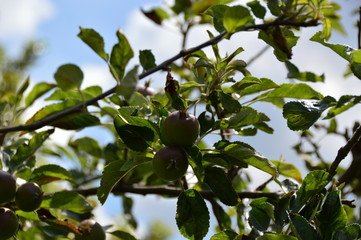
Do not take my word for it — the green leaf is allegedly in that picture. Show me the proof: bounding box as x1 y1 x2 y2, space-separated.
283 97 335 131
141 7 170 25
271 160 302 183
54 64 83 91
285 61 325 82
249 206 270 231
50 112 100 130
247 0 266 19
227 77 279 97
204 167 239 206
10 129 54 171
324 95 361 119
98 156 150 204
113 110 156 151
257 234 298 240
250 197 275 221
46 86 102 102
223 5 254 34
210 230 238 240
116 66 139 101
220 106 270 129
290 213 317 240
176 189 210 240
139 50 156 71
109 30 134 80
30 164 73 185
333 223 361 240
291 170 331 212
316 191 347 240
69 137 102 158
110 230 137 240
41 191 92 213
219 91 242 113
77 27 108 61
165 72 186 110
222 142 278 177
198 111 215 136
206 5 230 33
25 82 57 106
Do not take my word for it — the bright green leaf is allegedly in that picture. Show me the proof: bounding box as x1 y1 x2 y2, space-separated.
271 160 302 183
227 77 279 96
257 234 298 240
54 64 83 91
30 164 73 185
210 230 238 240
69 137 102 158
223 5 254 34
42 191 92 213
324 95 361 119
285 61 325 82
25 82 57 107
220 106 270 129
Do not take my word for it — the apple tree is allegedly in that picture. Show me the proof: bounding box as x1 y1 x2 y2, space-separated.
0 0 361 239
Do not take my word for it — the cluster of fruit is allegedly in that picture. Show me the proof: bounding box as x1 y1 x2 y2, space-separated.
0 170 43 239
0 170 105 240
153 110 200 181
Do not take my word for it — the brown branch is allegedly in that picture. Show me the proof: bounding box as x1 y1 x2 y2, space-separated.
328 124 361 177
0 20 319 134
61 184 282 200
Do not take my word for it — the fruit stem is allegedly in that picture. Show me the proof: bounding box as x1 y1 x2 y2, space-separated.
178 109 187 120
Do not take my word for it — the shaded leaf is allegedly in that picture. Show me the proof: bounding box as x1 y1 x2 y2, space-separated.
69 137 102 158
227 76 279 97
139 49 156 71
220 106 270 129
116 66 139 101
54 64 83 91
290 213 317 240
30 164 73 185
249 207 270 231
283 96 335 131
204 167 239 206
42 191 92 213
141 7 170 25
198 111 215 136
210 230 238 240
176 189 210 240
50 112 100 130
219 91 242 113
247 0 266 19
257 234 298 240
110 30 134 80
333 223 361 240
78 27 108 61
110 230 137 240
324 95 361 119
184 145 204 182
285 61 325 82
206 5 230 33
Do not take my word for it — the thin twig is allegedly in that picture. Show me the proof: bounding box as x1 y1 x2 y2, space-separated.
0 20 319 134
328 124 361 177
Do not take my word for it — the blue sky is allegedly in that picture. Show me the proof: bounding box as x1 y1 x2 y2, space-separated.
1 0 361 239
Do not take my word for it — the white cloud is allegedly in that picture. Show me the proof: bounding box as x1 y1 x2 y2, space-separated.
0 0 54 39
81 64 116 90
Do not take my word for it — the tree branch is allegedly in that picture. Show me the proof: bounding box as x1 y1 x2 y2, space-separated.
65 184 282 200
328 124 361 177
0 20 319 134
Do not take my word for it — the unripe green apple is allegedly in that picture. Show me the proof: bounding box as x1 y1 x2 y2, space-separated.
15 182 43 212
0 170 16 204
0 207 18 240
153 146 188 181
75 219 106 240
161 110 200 146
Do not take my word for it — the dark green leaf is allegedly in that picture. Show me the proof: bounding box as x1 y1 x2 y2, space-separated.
333 223 361 240
98 156 150 204
257 234 298 240
316 191 347 240
139 49 156 71
274 193 292 225
25 82 57 106
219 91 242 113
41 191 92 213
69 137 102 158
54 64 83 90
227 77 279 97
210 230 238 240
141 7 170 25
204 167 239 206
10 129 54 171
283 96 335 131
116 66 139 101
222 142 278 177
291 170 331 212
110 230 137 240
30 164 73 185
285 61 325 82
165 72 186 110
78 27 108 61
249 207 270 231
198 111 215 136
223 5 254 34
184 145 204 182
205 5 230 32
267 0 282 16
176 189 210 240
290 213 317 240
220 106 270 129
109 30 134 80
324 95 361 119
50 112 100 130
247 0 266 19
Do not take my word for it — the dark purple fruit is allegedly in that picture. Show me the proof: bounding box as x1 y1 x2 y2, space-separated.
0 207 18 240
0 170 16 204
153 146 188 181
15 182 43 212
161 110 200 146
75 219 106 240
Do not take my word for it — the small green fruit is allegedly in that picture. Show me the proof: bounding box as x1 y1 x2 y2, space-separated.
0 208 18 240
75 219 106 240
0 170 16 204
153 146 188 181
161 110 200 146
15 182 43 212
